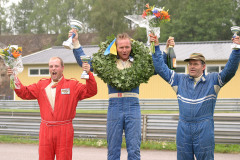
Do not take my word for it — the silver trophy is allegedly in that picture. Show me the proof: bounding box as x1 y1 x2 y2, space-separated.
231 26 240 50
62 19 83 50
80 56 91 79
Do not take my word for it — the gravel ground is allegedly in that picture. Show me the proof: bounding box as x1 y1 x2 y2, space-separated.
0 143 239 160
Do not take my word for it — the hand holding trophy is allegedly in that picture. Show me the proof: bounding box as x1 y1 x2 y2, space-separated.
80 56 91 79
62 19 83 50
231 26 240 50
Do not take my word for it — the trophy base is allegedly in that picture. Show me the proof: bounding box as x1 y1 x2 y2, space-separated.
231 44 240 50
81 74 89 79
62 41 73 50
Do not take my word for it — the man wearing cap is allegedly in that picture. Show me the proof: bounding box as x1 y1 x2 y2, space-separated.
151 35 240 160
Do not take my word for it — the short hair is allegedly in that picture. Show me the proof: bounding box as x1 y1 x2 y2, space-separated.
49 57 64 67
201 60 205 65
115 33 131 46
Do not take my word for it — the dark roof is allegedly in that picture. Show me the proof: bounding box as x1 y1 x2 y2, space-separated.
22 41 233 65
22 45 99 65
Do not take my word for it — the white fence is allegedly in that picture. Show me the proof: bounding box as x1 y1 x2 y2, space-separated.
0 112 239 144
1 98 240 111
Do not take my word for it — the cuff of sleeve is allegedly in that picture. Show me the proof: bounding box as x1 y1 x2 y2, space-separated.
87 72 94 79
73 40 81 49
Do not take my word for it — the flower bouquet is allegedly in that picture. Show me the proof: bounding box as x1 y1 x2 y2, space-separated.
142 3 170 53
0 45 23 89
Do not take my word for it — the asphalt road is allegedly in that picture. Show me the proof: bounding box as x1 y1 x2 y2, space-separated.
0 143 240 160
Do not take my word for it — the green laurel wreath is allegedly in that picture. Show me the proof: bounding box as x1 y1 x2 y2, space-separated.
91 35 154 91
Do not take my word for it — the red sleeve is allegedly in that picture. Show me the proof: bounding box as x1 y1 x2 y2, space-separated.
75 72 97 101
14 78 41 100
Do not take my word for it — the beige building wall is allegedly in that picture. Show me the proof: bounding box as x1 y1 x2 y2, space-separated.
15 61 240 100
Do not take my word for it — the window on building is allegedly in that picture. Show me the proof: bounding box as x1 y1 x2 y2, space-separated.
206 65 225 73
29 68 49 76
207 66 219 73
30 69 39 75
175 66 186 73
220 66 225 71
40 69 49 75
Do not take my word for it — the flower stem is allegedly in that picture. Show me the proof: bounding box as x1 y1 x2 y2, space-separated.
151 42 155 54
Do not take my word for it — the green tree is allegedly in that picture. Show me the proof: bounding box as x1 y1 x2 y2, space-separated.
232 0 240 26
160 0 234 42
12 0 34 34
0 0 9 35
72 0 94 33
88 0 133 40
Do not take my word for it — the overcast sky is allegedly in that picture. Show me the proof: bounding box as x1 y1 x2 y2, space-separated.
5 0 20 7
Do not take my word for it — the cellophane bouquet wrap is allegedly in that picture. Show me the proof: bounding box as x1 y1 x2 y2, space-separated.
142 3 170 53
0 45 23 89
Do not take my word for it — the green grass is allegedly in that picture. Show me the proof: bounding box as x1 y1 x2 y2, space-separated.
0 109 40 112
0 135 38 144
0 135 239 153
215 144 240 153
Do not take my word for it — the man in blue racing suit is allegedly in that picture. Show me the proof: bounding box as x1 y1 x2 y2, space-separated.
68 30 159 160
151 35 240 160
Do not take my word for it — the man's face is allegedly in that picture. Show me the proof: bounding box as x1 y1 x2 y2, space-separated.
188 60 205 78
49 58 64 82
116 38 131 61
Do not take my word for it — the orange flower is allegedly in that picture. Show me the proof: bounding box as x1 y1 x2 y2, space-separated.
146 9 152 13
154 12 161 18
165 15 170 20
161 11 169 17
142 10 147 18
12 50 22 58
146 3 149 8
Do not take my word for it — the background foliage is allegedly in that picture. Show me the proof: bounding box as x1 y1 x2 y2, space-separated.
1 0 240 44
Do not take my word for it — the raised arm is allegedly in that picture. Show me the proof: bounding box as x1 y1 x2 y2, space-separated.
69 29 94 72
150 35 176 84
7 67 40 99
218 49 240 86
75 71 97 101
152 46 176 83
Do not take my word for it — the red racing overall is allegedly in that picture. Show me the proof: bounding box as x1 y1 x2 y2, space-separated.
14 73 97 160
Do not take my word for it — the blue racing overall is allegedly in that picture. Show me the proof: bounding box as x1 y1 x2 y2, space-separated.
152 45 240 160
73 47 141 160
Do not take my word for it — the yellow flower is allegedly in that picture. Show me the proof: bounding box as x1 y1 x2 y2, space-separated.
18 47 22 52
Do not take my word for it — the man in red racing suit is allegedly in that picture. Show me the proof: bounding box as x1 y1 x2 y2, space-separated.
8 57 97 160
